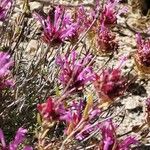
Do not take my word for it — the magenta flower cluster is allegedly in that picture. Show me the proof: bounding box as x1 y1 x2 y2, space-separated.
75 6 94 33
0 128 32 150
37 97 63 121
34 6 77 46
94 67 126 101
0 52 14 90
100 119 138 150
97 23 118 54
56 51 95 91
100 0 118 26
136 33 150 67
0 0 12 21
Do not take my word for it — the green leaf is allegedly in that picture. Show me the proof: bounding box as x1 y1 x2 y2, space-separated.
37 113 42 126
55 84 60 96
83 93 93 120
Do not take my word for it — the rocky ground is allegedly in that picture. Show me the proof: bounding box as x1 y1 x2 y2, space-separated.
2 0 150 149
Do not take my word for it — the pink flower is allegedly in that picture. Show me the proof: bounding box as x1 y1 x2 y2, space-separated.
9 128 28 150
0 52 14 90
119 137 138 150
0 128 32 150
94 55 128 102
0 0 12 21
58 100 84 135
76 7 92 28
74 6 95 34
94 67 127 101
100 119 116 150
0 129 6 149
37 97 64 121
136 33 150 67
56 51 95 92
100 0 128 26
75 108 101 140
100 119 138 150
100 0 118 26
33 6 77 46
60 99 101 137
60 100 83 124
96 23 118 54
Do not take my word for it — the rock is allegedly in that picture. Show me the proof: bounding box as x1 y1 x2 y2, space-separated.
124 97 142 110
29 2 42 11
26 40 38 54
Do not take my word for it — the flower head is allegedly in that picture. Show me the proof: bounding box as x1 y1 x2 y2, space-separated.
74 6 95 34
37 97 55 120
34 6 76 46
9 128 28 150
37 97 62 121
0 129 6 149
61 98 101 137
136 33 150 67
75 107 101 140
100 0 118 26
58 100 83 135
56 51 95 92
100 119 117 150
0 0 12 21
94 65 127 102
119 136 138 150
96 23 118 54
0 128 32 150
0 52 14 90
100 119 138 150
61 100 83 123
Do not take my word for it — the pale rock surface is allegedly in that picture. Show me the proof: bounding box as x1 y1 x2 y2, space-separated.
29 2 42 11
26 39 39 56
124 96 142 110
